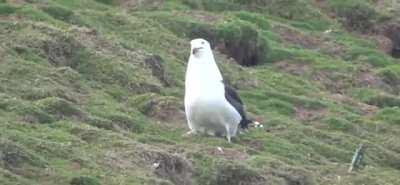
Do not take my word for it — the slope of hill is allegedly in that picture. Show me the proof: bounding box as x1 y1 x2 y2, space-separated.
0 0 399 184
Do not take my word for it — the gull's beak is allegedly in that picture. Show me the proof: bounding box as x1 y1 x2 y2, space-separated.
192 47 203 55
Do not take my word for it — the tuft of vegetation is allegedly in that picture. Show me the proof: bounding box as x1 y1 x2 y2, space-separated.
327 0 381 32
374 107 400 125
0 4 17 15
41 5 74 22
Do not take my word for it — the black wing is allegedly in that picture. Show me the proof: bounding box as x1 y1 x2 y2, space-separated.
223 82 251 129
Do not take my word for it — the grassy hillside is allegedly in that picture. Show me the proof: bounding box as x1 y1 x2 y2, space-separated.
0 0 399 184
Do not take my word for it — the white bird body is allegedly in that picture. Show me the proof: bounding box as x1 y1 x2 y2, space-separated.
184 39 241 142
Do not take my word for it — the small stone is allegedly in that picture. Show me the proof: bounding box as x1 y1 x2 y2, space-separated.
217 147 224 154
152 162 160 169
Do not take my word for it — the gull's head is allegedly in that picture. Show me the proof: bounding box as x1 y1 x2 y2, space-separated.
190 38 211 58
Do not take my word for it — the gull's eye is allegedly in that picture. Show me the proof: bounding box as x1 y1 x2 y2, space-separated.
201 41 205 44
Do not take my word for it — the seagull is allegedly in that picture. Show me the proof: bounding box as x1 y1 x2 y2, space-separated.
184 38 252 142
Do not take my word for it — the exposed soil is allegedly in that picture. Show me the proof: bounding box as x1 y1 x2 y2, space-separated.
141 149 193 185
376 22 400 58
144 55 173 87
115 0 165 10
272 25 320 49
295 106 327 122
215 163 266 185
274 61 310 76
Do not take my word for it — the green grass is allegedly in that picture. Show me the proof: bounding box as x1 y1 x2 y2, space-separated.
0 0 400 185
0 4 17 15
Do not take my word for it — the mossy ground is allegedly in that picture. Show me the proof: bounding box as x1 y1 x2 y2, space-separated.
0 0 399 184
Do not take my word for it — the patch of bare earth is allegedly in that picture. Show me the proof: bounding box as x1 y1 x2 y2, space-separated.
184 11 222 23
274 60 310 76
206 147 249 161
216 164 267 185
272 25 320 49
312 70 350 93
272 24 347 58
330 93 378 115
141 97 186 124
295 106 327 122
355 68 394 93
370 34 394 55
115 0 165 10
102 144 193 185
264 167 317 185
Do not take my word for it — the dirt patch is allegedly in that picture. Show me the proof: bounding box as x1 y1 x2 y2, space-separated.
312 70 350 93
186 11 221 23
240 138 265 153
354 68 394 93
295 106 327 122
132 94 186 123
115 0 165 10
215 163 266 185
144 55 173 87
370 34 394 55
272 25 320 49
380 22 400 58
374 21 400 58
207 147 249 161
274 61 310 76
140 150 193 185
330 94 378 115
103 145 193 185
271 24 347 58
266 167 316 185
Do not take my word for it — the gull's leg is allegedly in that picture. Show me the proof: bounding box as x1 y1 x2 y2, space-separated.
183 129 197 137
225 125 231 143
